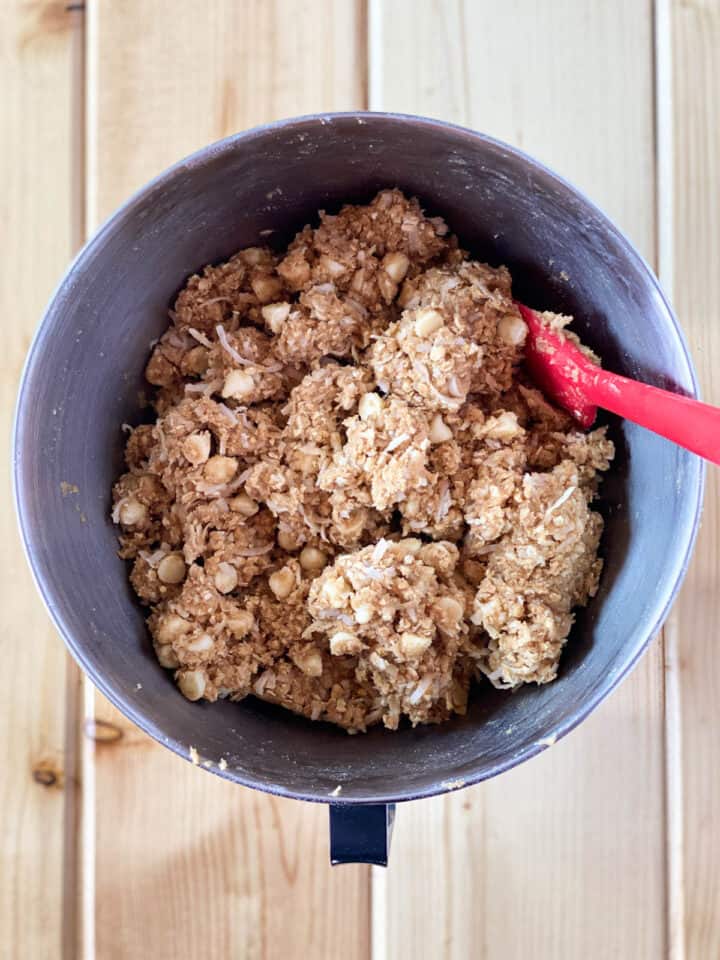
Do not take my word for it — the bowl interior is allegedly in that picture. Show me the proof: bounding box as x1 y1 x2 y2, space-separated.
15 114 702 802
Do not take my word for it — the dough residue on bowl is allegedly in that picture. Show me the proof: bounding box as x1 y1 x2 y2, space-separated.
111 189 614 733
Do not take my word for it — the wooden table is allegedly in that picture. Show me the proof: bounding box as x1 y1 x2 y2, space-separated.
2 2 718 957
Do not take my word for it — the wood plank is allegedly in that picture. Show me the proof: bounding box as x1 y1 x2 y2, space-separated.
86 0 366 230
371 2 666 957
665 1 720 957
0 2 83 958
84 2 369 958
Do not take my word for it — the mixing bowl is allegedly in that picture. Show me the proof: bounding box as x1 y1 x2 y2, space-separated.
14 113 704 864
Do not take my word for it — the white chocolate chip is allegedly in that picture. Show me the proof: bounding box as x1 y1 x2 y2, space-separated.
182 431 212 465
156 614 191 645
299 546 328 573
414 308 445 337
118 498 147 526
269 567 295 600
261 301 291 333
178 670 206 701
498 313 528 346
156 644 180 669
399 632 433 658
429 414 453 444
222 369 255 401
382 251 410 283
157 553 186 585
358 392 383 420
214 562 238 594
204 455 237 484
228 492 259 516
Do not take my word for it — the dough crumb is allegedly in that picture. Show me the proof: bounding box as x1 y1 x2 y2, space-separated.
112 190 614 733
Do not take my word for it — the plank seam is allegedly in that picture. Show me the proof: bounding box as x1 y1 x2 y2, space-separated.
367 0 383 111
367 5 384 956
357 0 370 111
85 0 99 235
370 865 388 960
79 681 97 960
78 3 98 957
655 0 675 302
654 1 685 958
62 4 89 957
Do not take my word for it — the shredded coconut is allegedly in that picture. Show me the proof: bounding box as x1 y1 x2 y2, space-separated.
384 433 410 453
409 675 433 704
546 485 577 515
188 327 213 348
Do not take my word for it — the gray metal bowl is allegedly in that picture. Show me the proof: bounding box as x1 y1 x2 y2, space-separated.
14 113 703 862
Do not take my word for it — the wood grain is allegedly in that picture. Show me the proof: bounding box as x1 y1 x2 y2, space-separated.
665 1 720 957
371 2 667 957
0 2 84 958
82 2 369 958
6 1 720 957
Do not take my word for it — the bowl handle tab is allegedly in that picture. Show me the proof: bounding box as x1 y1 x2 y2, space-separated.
329 803 396 866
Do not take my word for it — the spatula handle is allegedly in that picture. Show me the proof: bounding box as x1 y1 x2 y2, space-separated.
585 368 720 465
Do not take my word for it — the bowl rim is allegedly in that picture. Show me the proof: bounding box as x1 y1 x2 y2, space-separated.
13 110 706 804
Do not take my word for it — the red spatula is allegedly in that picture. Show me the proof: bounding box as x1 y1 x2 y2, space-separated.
517 303 720 466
